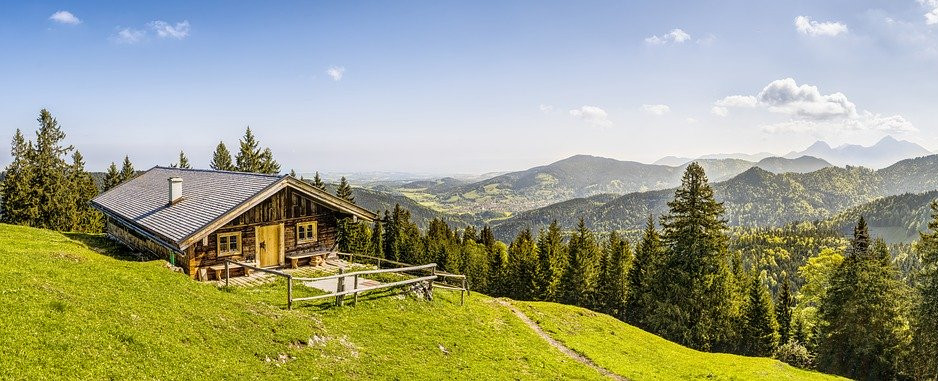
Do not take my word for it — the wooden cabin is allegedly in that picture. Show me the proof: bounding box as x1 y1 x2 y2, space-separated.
91 167 376 281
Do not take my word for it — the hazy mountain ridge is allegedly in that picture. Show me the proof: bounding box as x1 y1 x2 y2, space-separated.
784 136 932 169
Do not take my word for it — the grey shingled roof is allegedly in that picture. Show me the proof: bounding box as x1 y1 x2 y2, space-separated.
91 167 284 246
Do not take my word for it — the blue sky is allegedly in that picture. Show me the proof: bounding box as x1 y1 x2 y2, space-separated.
1 1 937 174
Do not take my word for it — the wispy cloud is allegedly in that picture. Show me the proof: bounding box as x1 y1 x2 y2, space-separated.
795 16 848 36
921 0 938 25
716 78 916 134
326 66 345 81
49 11 81 25
641 104 671 116
569 106 612 127
112 28 145 44
539 104 554 113
150 20 190 39
645 28 691 45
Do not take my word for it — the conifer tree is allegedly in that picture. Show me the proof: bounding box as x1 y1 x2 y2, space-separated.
119 155 135 182
624 215 662 329
103 162 121 191
367 216 384 259
534 221 567 302
650 162 734 351
486 241 510 296
816 218 910 380
912 200 938 378
289 169 296 178
0 129 37 226
776 276 795 345
173 150 191 169
462 225 478 244
31 109 73 230
336 177 354 203
312 172 326 190
507 229 538 300
596 231 631 318
236 127 261 173
258 147 280 174
210 141 235 171
739 274 780 357
66 151 101 232
560 218 600 307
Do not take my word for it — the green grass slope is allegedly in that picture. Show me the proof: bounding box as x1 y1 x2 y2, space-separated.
515 302 844 380
0 224 843 380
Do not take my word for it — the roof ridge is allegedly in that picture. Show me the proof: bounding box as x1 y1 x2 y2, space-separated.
150 166 285 179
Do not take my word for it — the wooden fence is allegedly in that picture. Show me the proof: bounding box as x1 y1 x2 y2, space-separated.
224 253 469 309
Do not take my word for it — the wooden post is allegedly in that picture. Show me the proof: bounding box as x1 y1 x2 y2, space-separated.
461 277 466 306
353 274 360 306
428 265 435 301
287 274 293 310
224 260 230 287
336 267 345 306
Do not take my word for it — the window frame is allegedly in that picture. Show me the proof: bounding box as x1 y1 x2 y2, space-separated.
216 231 242 257
296 221 318 244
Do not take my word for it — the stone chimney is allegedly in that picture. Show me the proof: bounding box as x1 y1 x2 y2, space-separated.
168 177 183 205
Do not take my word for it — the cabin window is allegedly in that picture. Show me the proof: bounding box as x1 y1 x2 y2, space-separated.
296 222 318 243
217 232 242 256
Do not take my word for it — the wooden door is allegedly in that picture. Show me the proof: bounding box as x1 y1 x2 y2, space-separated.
256 224 282 267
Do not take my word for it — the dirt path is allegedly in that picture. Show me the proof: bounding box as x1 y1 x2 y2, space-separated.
496 299 628 381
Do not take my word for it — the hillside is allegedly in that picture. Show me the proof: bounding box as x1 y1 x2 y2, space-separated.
0 224 840 380
323 184 480 229
493 155 938 240
823 190 938 242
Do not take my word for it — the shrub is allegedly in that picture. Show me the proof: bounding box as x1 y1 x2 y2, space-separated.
774 341 814 369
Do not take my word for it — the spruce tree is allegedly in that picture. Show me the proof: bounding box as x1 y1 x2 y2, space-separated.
236 127 260 173
368 216 384 259
289 169 296 178
534 221 567 302
103 162 121 191
560 218 600 308
462 225 478 244
507 229 538 300
739 274 780 357
119 155 135 182
312 172 326 190
776 276 795 345
31 109 73 230
596 231 631 318
816 219 910 380
650 162 734 351
913 200 938 379
0 129 38 226
66 151 101 232
336 177 354 203
210 141 235 171
624 215 662 329
174 150 191 169
258 147 280 174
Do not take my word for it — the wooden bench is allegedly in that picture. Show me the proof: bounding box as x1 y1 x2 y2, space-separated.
285 250 332 269
207 262 256 280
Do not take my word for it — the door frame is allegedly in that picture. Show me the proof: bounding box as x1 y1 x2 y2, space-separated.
255 223 285 268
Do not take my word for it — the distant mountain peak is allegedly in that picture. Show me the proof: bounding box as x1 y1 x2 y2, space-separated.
807 141 832 150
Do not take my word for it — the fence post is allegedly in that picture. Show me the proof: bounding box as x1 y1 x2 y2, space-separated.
336 267 345 306
287 274 293 310
224 260 230 287
427 265 435 302
353 274 359 306
461 277 466 306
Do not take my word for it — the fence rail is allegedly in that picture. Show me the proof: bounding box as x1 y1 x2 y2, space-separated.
223 252 470 309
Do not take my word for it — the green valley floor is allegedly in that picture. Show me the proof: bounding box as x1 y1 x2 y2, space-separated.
0 224 843 380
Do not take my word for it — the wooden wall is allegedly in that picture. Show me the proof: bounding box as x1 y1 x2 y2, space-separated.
106 219 188 274
189 187 346 279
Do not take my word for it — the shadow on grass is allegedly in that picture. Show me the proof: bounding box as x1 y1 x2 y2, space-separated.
63 232 158 262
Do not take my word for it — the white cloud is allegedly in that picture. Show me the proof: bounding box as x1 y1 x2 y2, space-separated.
49 11 81 25
922 0 938 24
326 66 345 81
641 104 671 116
112 28 145 44
720 77 916 134
539 104 554 113
795 16 848 36
569 106 612 127
150 20 190 39
645 28 691 45
685 117 698 124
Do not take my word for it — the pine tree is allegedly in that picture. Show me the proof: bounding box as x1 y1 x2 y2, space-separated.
0 129 38 226
119 155 135 182
312 172 326 190
210 141 235 171
913 200 938 379
816 218 910 380
560 218 600 307
336 177 354 203
31 109 73 230
173 150 191 169
507 229 538 300
650 162 734 351
624 215 662 329
236 127 261 173
776 276 795 345
289 169 296 178
103 162 121 191
258 147 280 174
462 225 478 244
596 231 631 318
739 274 780 357
534 221 567 302
66 151 101 232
